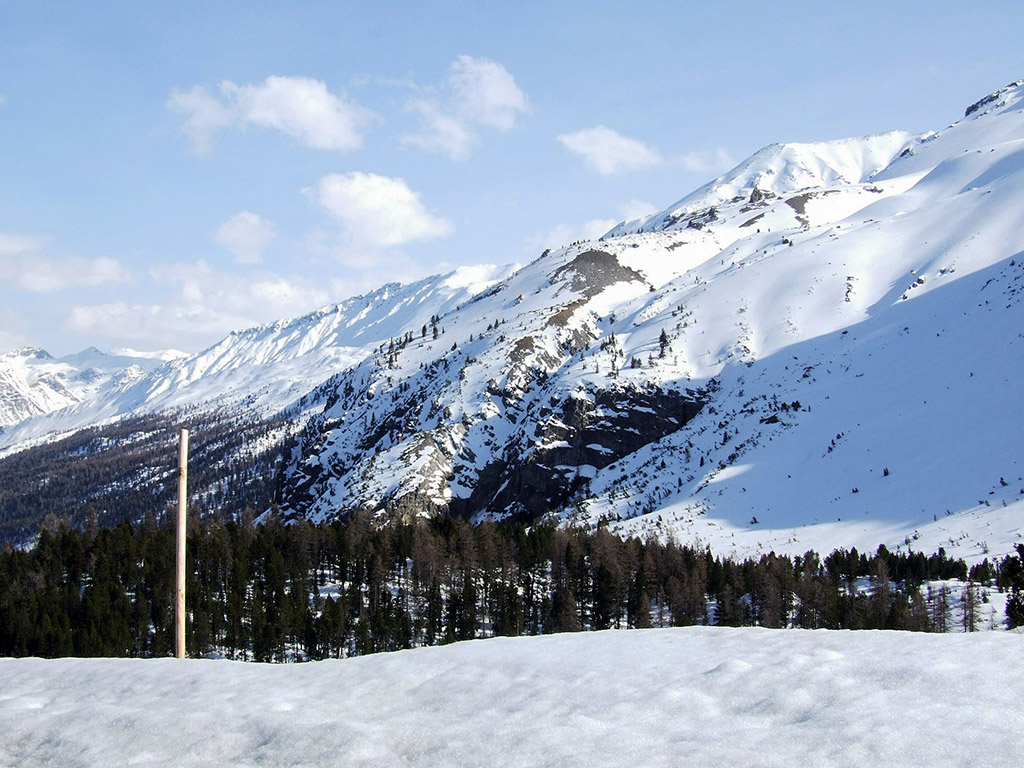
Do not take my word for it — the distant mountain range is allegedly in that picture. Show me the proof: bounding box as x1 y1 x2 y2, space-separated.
3 79 1022 563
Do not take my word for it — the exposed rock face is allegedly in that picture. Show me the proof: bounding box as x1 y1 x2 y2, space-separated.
283 376 705 525
965 79 1023 117
272 242 703 526
551 250 646 297
451 384 705 521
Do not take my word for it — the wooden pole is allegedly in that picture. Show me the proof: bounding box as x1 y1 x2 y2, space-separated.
175 428 189 659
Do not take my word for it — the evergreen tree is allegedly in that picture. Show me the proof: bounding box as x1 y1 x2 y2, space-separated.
1002 545 1024 629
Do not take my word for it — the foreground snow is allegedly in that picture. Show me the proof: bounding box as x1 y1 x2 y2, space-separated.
2 628 1021 767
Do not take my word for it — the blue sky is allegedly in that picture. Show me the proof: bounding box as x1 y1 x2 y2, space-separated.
2 0 1021 355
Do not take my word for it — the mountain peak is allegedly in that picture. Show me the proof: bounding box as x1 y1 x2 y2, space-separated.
964 78 1024 118
6 346 54 361
608 131 915 237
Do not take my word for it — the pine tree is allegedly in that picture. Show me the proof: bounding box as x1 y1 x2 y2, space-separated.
1002 544 1024 629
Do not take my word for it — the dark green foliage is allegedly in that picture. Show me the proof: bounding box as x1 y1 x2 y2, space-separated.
0 514 985 661
1001 544 1024 629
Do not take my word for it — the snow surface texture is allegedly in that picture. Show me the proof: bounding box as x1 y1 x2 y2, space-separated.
1 627 1022 767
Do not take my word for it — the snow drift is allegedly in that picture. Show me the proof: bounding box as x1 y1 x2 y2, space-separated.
1 627 1022 767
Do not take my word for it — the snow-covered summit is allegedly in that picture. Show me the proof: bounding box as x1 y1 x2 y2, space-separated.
5 347 55 362
964 78 1024 118
606 131 915 238
0 346 160 429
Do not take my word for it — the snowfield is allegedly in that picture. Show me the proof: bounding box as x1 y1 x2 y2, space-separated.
2 627 1022 767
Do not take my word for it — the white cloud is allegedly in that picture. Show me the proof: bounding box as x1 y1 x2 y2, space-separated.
677 147 737 175
214 211 276 264
528 200 659 254
0 232 130 293
618 199 658 222
166 85 234 154
557 126 663 175
66 262 332 350
225 76 370 150
306 172 453 249
0 232 47 257
403 55 528 160
13 256 129 293
0 307 29 354
449 55 528 130
168 76 372 154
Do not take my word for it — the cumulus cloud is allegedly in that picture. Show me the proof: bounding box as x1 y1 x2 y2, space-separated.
14 256 128 293
306 172 453 249
0 232 46 257
0 305 30 354
0 329 27 355
448 55 528 130
0 232 130 293
214 211 276 264
166 85 234 154
557 126 663 175
403 55 528 160
528 218 616 255
677 147 738 175
168 76 372 154
66 261 332 350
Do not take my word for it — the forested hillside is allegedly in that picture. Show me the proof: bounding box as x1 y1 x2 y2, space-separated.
0 409 290 543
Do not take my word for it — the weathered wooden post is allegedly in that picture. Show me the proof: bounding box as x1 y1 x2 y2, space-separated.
175 428 189 659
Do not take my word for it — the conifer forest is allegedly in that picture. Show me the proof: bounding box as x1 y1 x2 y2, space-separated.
3 512 1023 660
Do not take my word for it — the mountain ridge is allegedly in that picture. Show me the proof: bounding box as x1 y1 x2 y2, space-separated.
2 79 1022 563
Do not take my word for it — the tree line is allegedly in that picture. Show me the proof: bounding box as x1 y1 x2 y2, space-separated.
2 513 1022 660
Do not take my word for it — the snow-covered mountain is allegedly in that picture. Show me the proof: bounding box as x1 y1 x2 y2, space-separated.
3 79 1023 563
278 78 1024 562
0 346 176 429
0 264 517 452
605 129 916 238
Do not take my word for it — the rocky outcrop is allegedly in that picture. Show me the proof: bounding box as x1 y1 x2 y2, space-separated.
450 384 705 521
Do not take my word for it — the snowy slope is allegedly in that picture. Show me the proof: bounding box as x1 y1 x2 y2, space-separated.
2 627 1022 767
592 80 1024 562
0 265 517 452
278 79 1024 563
